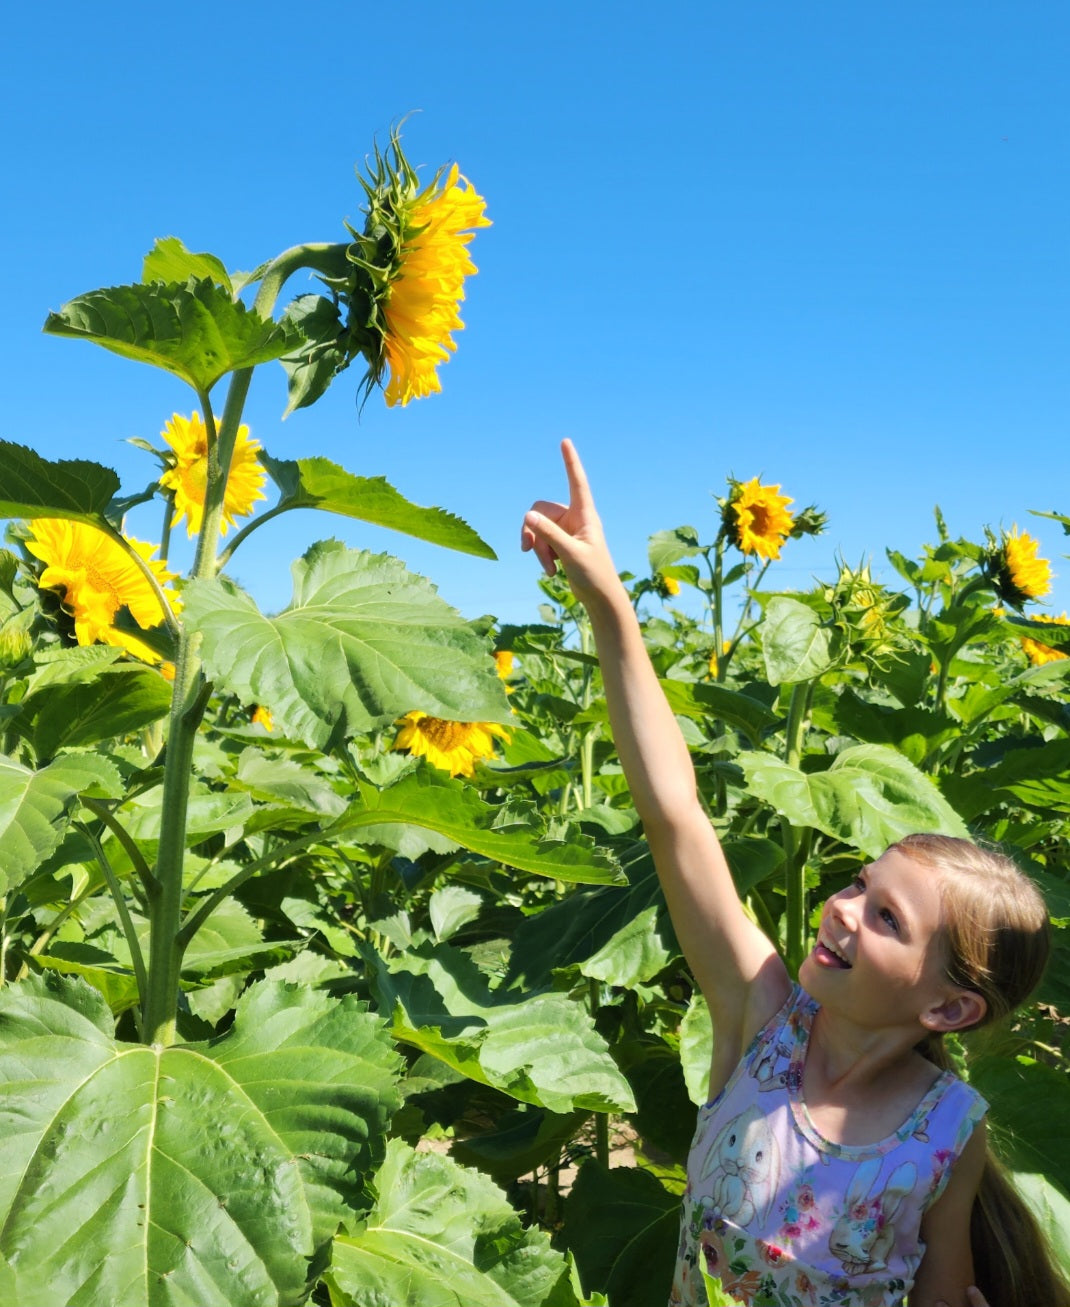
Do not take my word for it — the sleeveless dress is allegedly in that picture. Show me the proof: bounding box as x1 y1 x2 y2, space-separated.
670 985 987 1307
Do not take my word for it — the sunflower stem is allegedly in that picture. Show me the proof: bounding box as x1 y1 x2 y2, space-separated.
782 681 814 975
217 502 291 570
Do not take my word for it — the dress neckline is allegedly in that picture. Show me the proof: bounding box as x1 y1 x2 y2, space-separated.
787 987 953 1159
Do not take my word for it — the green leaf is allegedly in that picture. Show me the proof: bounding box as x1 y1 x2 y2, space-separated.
1002 612 1070 651
741 744 969 858
326 1138 577 1307
451 1106 589 1186
231 746 346 818
942 739 1070 821
44 279 302 393
969 1054 1070 1196
761 596 836 685
679 994 713 1106
23 646 123 695
30 665 172 758
647 527 702 572
429 885 484 942
562 1160 680 1307
277 294 350 414
0 440 119 525
338 768 623 886
368 942 635 1113
142 237 233 293
659 679 780 747
184 544 510 749
0 974 402 1305
260 453 496 559
1007 1172 1070 1268
0 752 123 895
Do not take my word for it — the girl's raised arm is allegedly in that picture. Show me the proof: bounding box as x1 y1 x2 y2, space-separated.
522 441 788 1062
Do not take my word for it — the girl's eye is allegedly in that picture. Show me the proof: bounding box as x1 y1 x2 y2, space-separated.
880 907 900 933
853 875 865 891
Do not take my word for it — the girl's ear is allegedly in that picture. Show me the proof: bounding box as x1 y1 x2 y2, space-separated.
920 989 987 1033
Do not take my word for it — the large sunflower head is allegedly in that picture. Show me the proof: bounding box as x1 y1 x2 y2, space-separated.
333 133 490 407
25 519 179 664
985 526 1053 608
158 411 266 537
722 478 796 560
1020 612 1070 666
392 710 510 778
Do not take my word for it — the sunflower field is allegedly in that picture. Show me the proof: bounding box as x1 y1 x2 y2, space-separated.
0 136 1068 1307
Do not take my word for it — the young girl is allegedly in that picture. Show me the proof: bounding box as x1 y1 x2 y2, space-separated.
522 441 1069 1307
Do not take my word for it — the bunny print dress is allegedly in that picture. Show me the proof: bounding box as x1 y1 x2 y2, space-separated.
670 985 986 1307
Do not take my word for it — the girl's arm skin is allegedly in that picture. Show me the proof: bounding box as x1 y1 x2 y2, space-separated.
522 440 792 1083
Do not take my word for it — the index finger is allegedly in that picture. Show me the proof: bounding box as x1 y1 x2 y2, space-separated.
561 438 595 513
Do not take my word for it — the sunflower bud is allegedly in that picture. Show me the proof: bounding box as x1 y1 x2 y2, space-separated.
823 562 909 665
0 623 32 669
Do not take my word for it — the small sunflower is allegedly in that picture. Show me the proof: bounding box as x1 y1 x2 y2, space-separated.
986 527 1052 607
660 574 681 597
159 411 267 537
494 650 515 679
393 710 510 778
1020 612 1070 667
26 519 178 664
251 705 275 731
724 478 796 560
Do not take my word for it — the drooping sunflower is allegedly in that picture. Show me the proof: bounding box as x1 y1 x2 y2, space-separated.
1020 612 1070 667
986 527 1052 607
338 138 490 408
393 710 510 778
26 519 178 664
159 411 267 537
724 478 796 560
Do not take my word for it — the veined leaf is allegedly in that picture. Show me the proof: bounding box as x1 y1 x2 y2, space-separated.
368 942 635 1113
142 236 233 292
326 1139 577 1307
0 752 123 895
0 440 119 525
43 278 302 393
278 294 349 414
260 453 496 559
647 527 702 572
0 975 402 1306
658 679 779 746
184 543 510 749
337 768 623 885
741 743 968 857
30 665 172 759
761 596 836 686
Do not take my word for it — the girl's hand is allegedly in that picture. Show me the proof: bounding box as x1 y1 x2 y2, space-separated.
935 1289 989 1307
521 440 621 609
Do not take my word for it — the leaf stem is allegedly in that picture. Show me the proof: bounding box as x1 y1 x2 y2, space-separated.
81 796 157 898
78 821 147 1038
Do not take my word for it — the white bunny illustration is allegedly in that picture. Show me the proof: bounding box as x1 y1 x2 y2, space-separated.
828 1158 917 1275
697 1103 781 1227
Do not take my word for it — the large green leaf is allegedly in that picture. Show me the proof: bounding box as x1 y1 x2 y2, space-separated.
277 294 350 413
969 1054 1070 1194
0 440 119 525
1008 1172 1070 1269
657 680 779 747
942 739 1070 821
260 452 496 558
741 743 969 857
337 768 624 885
29 665 172 758
183 542 510 749
368 942 635 1114
142 236 233 292
562 1161 680 1307
0 752 122 895
44 278 302 393
761 596 836 686
0 975 402 1306
326 1139 577 1307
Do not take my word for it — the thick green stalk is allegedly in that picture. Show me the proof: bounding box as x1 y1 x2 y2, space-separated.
781 681 814 975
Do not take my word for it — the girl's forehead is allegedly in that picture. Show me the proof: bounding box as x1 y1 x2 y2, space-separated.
870 849 947 930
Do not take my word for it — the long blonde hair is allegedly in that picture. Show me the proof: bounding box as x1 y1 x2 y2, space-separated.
891 833 1069 1307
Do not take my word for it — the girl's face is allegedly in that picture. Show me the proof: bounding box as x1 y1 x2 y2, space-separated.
799 848 951 1029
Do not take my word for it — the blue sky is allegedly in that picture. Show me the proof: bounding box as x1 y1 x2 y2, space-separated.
3 2 1068 627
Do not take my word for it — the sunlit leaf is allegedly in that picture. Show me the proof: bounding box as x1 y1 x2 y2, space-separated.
741 744 968 857
44 278 302 393
29 665 172 759
260 453 496 559
0 752 123 895
326 1139 577 1307
184 543 510 749
761 596 836 685
0 975 402 1306
0 440 119 525
142 237 233 293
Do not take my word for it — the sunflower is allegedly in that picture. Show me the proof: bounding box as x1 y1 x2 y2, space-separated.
379 165 490 406
251 705 275 731
393 710 510 778
724 478 796 560
494 649 515 679
159 411 267 537
26 519 178 664
660 574 681 597
1020 612 1070 667
987 527 1052 607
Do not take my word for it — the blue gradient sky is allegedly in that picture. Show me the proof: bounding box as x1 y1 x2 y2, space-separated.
4 2 1068 626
